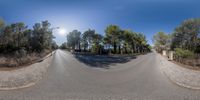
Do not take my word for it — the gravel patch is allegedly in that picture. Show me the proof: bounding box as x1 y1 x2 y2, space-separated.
0 53 53 90
158 54 200 89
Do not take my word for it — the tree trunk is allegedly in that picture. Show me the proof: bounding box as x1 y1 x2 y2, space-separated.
109 45 111 55
132 43 134 54
113 41 117 54
125 47 127 54
78 42 81 51
84 46 86 52
123 43 126 54
118 45 121 54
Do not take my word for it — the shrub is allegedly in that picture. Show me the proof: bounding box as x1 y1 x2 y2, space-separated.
14 48 27 58
174 48 194 58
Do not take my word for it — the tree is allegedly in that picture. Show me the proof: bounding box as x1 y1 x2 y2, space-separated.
153 31 170 52
0 18 4 35
0 19 55 55
39 21 54 49
137 33 148 53
0 18 5 37
31 20 54 52
51 41 58 50
82 29 95 51
67 30 81 50
103 36 112 53
105 25 121 54
123 30 136 53
12 22 27 49
0 18 5 29
104 25 150 54
91 33 103 54
171 18 200 53
0 22 28 52
122 30 150 54
60 42 68 49
23 29 33 51
0 18 5 52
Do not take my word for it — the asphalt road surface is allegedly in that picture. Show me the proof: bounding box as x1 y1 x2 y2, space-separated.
0 50 200 100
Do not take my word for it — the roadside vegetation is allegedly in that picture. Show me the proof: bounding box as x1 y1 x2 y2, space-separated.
0 18 58 67
62 25 151 55
153 18 200 67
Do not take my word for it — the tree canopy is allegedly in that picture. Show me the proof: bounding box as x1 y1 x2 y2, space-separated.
171 18 200 53
0 19 57 54
66 25 151 54
66 30 81 50
153 18 200 54
153 31 170 52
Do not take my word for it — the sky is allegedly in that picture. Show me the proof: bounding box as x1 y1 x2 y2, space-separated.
0 0 200 45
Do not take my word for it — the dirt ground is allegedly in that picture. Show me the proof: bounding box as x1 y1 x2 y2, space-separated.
172 59 200 71
0 50 51 71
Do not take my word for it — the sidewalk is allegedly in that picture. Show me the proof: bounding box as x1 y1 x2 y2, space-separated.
158 53 200 89
0 52 53 90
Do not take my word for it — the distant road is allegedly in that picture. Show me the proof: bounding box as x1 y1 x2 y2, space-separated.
0 50 199 100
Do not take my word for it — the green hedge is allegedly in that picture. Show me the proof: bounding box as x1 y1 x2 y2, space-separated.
174 48 194 58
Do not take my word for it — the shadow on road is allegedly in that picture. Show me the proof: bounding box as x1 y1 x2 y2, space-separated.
73 54 137 69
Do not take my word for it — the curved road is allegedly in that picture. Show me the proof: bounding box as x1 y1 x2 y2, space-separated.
0 50 200 100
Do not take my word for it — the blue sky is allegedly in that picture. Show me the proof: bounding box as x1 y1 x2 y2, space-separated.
0 0 200 45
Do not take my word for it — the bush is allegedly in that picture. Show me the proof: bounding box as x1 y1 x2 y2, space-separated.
174 48 194 58
14 48 27 58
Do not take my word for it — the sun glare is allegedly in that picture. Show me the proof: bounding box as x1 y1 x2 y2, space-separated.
58 28 67 36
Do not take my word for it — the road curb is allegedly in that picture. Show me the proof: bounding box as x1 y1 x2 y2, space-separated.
158 54 200 90
0 52 54 90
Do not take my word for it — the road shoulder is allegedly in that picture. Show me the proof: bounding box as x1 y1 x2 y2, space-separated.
158 53 200 89
0 53 53 90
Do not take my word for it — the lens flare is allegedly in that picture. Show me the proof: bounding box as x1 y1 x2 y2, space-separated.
58 29 67 36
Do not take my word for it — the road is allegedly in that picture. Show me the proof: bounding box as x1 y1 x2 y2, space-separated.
0 50 200 100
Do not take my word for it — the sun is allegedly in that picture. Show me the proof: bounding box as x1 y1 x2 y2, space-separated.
58 28 67 36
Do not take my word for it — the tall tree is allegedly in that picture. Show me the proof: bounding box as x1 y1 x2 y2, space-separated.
0 22 27 52
60 42 68 49
82 29 95 51
32 20 54 52
171 18 200 53
103 36 112 53
0 19 55 53
123 30 136 53
153 31 170 52
0 18 5 51
67 30 81 50
105 25 121 54
0 18 4 29
51 41 58 50
137 33 148 53
92 33 103 54
12 22 27 49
